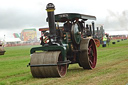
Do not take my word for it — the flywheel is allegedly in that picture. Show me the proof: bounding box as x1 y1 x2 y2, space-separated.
71 22 81 45
30 51 67 78
79 38 97 69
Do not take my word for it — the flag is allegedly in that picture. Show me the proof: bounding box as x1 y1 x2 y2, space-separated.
13 33 20 38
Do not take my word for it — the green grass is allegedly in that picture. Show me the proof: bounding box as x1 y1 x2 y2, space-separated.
0 45 39 85
0 40 128 85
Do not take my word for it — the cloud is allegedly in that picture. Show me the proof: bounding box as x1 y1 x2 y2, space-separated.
103 10 128 31
0 4 46 29
0 0 128 40
0 0 47 39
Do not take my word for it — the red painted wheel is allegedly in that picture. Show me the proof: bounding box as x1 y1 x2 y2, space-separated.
58 54 67 77
79 38 97 69
94 39 100 47
88 39 97 68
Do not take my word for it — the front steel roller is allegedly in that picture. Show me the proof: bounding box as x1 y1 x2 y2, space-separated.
79 38 97 69
30 51 67 78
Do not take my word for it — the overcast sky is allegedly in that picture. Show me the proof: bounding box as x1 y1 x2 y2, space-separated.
0 0 128 40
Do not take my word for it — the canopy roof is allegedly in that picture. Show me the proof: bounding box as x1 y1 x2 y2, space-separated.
46 13 96 22
54 13 96 22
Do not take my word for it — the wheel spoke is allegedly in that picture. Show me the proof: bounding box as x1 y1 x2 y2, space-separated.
89 44 92 49
89 55 92 60
88 49 90 55
88 45 92 55
89 60 93 66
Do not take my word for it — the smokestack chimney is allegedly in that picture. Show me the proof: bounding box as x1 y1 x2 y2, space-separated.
97 27 99 37
46 3 56 36
92 21 95 37
89 25 92 36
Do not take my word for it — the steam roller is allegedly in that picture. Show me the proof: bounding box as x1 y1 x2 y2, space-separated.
0 44 5 55
28 3 97 78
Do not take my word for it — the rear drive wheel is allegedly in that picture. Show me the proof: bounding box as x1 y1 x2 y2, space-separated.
79 38 97 69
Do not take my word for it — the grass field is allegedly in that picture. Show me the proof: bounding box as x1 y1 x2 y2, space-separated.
0 40 128 85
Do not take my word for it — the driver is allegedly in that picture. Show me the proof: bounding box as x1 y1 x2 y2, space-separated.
64 20 72 32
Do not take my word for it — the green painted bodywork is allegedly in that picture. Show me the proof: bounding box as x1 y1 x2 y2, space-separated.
30 45 67 60
30 32 71 61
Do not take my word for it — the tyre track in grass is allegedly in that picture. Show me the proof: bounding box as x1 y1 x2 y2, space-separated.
19 56 128 85
86 59 128 85
0 71 30 84
12 58 128 85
